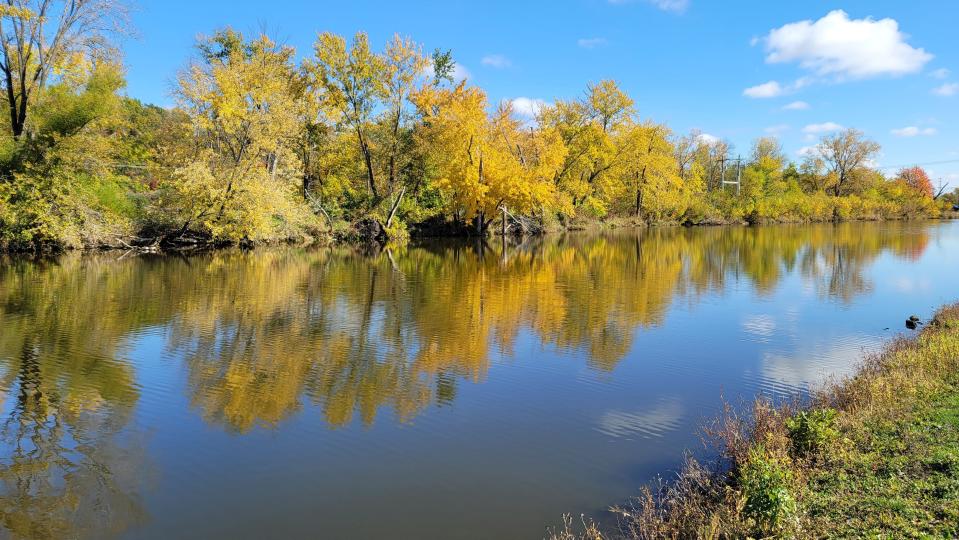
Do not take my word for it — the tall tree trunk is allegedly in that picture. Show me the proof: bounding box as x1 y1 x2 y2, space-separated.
302 174 312 200
356 128 378 199
834 171 845 197
388 153 396 193
3 68 22 138
17 83 27 137
388 109 401 192
269 153 279 182
635 166 648 218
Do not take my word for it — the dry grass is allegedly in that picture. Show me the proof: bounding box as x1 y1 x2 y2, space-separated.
550 303 959 539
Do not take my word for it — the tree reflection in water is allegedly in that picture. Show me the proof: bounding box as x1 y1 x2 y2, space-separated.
159 223 932 432
0 222 933 537
0 258 150 539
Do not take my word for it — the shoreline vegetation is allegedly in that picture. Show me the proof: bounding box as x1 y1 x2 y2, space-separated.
552 303 959 539
0 4 957 253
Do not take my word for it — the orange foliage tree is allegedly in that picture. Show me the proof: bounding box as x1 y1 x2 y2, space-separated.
896 166 933 198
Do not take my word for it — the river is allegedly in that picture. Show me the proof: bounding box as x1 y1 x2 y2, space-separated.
1 222 957 539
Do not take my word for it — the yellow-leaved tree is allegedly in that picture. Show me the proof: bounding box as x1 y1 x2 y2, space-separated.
743 137 788 201
307 32 386 200
380 35 429 194
620 122 684 221
167 29 315 242
412 82 558 232
305 32 430 232
539 80 635 218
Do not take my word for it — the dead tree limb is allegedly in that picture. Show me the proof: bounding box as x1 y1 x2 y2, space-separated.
385 187 406 229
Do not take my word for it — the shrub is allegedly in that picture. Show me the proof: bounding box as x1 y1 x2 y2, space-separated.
786 408 838 456
680 196 724 225
383 218 410 242
739 446 797 535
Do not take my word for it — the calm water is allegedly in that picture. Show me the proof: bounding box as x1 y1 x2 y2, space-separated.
1 222 958 539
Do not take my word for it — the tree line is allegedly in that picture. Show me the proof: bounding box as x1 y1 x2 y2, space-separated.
0 1 954 250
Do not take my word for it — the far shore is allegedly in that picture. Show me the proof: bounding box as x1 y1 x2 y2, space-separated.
3 212 957 256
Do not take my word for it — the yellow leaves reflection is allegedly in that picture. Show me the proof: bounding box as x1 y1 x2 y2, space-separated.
0 223 932 439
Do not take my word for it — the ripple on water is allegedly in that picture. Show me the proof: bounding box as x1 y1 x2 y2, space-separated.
595 398 685 440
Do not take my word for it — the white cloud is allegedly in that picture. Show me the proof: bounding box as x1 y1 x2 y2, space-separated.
422 62 470 82
648 0 689 12
764 124 790 135
932 83 959 96
743 80 783 98
762 10 932 80
796 145 817 157
577 37 608 49
696 132 720 145
783 100 810 110
609 0 689 13
743 77 812 99
452 63 470 81
930 68 950 79
510 97 547 119
802 122 844 134
891 126 937 137
481 54 511 69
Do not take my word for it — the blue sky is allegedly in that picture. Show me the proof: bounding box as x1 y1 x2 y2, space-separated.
123 0 959 185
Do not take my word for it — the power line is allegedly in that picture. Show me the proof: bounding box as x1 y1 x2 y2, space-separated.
874 158 959 170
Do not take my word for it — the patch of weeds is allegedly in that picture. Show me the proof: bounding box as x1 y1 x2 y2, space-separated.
786 407 838 457
738 446 796 535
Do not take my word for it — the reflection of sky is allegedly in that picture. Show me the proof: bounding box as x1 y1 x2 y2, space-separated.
742 314 776 342
597 398 684 440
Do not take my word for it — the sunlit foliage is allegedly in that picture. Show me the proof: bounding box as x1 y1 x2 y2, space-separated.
896 166 934 198
0 20 943 251
160 29 318 242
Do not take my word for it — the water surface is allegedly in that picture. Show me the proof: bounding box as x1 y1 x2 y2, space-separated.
1 222 958 539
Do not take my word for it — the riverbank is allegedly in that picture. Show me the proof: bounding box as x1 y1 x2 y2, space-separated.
553 302 959 539
2 209 956 255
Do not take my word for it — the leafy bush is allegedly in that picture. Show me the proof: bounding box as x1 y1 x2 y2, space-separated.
382 218 409 242
739 446 797 535
786 408 838 456
680 196 724 225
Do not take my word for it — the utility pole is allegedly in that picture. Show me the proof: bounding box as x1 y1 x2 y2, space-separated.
737 156 742 196
718 156 726 193
720 155 743 195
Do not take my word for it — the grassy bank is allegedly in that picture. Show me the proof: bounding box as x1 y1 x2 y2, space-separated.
553 303 959 539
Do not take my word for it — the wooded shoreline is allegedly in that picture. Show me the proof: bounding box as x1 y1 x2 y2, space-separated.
2 212 957 255
0 4 955 254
